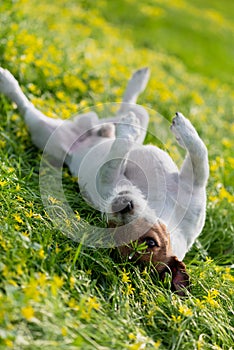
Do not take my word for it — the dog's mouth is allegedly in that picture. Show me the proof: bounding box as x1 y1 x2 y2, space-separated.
158 256 190 296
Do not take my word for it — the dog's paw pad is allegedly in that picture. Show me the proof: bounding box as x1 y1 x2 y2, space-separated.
121 111 140 126
171 112 187 127
170 112 197 148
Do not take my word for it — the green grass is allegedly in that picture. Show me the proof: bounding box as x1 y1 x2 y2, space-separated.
0 0 233 349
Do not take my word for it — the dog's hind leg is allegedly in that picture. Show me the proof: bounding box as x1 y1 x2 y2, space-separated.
0 68 65 150
119 67 150 111
0 68 95 161
0 68 32 116
97 67 150 126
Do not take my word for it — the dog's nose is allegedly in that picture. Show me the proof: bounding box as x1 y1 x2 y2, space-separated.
112 198 134 214
119 200 134 214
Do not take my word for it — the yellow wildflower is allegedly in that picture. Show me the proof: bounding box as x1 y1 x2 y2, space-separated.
33 213 43 220
178 305 193 317
24 284 40 302
227 157 234 168
4 339 13 348
48 196 60 204
191 91 204 105
203 289 220 308
87 296 100 311
128 343 145 350
37 272 47 286
205 257 213 264
7 167 15 173
16 265 23 276
70 276 76 288
222 273 234 282
79 100 88 109
53 275 64 288
71 176 78 183
15 184 21 191
126 284 135 296
121 268 131 283
171 314 182 323
74 210 81 221
0 139 6 148
38 248 45 259
28 83 38 93
9 279 18 287
16 195 24 203
0 237 7 250
55 244 60 254
13 214 23 224
56 91 66 100
61 327 67 336
195 299 205 309
153 340 161 349
21 305 35 320
25 209 34 218
222 138 232 148
11 113 19 121
50 275 64 296
68 298 80 310
219 186 234 203
81 309 90 321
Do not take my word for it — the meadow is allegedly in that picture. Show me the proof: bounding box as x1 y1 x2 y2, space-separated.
0 0 233 349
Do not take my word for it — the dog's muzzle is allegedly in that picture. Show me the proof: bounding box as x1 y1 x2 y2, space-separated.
111 196 134 214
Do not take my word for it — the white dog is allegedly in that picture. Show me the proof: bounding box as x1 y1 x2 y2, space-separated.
0 67 209 293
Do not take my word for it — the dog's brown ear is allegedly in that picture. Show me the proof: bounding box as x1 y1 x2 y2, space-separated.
161 256 190 296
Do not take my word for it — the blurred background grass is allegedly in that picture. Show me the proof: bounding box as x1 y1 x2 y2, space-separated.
98 0 234 85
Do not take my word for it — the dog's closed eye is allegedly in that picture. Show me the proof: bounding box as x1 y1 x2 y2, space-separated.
143 237 159 248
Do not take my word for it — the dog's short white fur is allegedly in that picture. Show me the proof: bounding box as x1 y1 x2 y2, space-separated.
0 67 209 261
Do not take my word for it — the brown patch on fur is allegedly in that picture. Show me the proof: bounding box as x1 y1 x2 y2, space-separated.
117 221 172 271
114 220 190 295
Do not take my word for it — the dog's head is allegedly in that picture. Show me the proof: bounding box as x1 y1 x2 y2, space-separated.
108 206 189 295
107 187 189 295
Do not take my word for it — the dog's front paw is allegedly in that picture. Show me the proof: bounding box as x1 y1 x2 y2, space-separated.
116 111 141 141
170 112 198 148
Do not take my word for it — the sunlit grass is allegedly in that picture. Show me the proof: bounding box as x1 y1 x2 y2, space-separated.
0 0 233 349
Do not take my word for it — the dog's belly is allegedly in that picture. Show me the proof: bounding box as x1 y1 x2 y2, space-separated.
125 145 179 214
68 138 114 210
67 136 113 175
